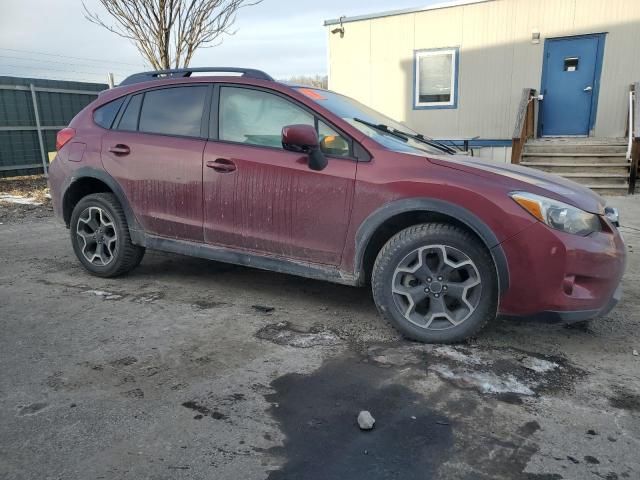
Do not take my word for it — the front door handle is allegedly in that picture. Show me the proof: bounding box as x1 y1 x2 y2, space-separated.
108 144 130 155
206 158 236 173
584 86 593 92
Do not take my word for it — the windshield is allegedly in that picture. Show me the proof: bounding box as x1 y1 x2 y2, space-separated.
295 87 446 156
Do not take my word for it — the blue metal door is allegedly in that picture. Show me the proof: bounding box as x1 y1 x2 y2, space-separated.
540 36 603 136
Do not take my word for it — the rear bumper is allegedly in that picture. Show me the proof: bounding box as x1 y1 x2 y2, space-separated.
497 219 626 319
47 154 66 221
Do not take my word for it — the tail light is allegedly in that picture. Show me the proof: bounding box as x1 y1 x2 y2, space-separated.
56 128 76 151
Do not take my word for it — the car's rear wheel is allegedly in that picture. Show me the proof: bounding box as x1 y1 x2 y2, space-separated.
70 193 145 277
371 223 498 343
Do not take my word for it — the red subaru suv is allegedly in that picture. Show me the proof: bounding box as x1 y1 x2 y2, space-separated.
48 67 625 343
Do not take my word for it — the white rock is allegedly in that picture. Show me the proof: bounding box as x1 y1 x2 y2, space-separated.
358 410 375 430
633 349 639 356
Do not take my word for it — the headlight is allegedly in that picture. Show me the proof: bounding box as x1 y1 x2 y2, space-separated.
604 206 620 227
510 192 602 236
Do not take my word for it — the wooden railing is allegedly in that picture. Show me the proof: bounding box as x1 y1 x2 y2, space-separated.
511 88 537 164
630 82 640 194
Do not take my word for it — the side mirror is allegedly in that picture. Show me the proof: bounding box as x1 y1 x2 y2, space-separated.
282 124 328 171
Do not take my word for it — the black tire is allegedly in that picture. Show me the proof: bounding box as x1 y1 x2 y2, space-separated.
69 193 145 278
371 223 498 343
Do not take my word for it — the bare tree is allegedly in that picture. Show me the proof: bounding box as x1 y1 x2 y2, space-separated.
284 75 328 89
83 0 262 70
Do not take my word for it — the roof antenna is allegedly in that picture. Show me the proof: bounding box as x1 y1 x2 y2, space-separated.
331 16 345 38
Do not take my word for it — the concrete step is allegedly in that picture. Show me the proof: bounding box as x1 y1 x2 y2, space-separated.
521 138 630 194
584 185 630 196
522 152 626 157
524 144 627 154
521 154 628 164
556 174 629 186
520 162 630 174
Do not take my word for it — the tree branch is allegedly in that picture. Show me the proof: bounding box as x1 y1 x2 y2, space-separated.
83 0 262 69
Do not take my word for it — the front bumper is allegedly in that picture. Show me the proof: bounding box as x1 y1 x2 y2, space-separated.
526 283 623 324
497 218 626 320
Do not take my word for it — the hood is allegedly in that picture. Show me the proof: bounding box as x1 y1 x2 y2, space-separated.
428 155 607 214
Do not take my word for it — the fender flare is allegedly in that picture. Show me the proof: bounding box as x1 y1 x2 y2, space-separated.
61 167 145 245
354 197 510 294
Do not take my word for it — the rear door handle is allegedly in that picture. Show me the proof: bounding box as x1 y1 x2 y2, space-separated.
109 144 130 155
206 158 236 173
583 86 593 92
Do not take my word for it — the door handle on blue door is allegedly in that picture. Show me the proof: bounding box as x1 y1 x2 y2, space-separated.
206 158 236 173
109 144 130 155
584 86 593 92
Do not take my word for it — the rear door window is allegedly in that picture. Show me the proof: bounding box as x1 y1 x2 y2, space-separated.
139 86 208 138
117 93 143 131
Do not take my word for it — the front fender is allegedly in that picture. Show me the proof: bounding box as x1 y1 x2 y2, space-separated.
354 197 510 295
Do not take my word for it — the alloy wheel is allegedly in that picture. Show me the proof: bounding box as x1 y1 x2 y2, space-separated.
76 206 118 266
391 244 482 330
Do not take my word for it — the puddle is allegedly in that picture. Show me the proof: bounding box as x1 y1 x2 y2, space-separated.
609 387 640 412
192 300 227 310
264 355 561 479
264 358 453 480
182 401 228 420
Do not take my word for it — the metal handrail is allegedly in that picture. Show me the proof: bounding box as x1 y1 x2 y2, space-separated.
511 88 537 164
627 87 634 161
629 83 640 194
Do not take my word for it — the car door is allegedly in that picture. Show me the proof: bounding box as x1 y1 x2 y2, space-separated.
203 85 357 266
101 85 211 241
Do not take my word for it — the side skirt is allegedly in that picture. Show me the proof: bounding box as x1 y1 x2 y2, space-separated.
142 234 359 287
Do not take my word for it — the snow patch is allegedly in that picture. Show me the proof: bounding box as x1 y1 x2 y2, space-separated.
0 194 42 205
430 365 535 396
275 330 340 348
255 322 341 348
520 357 559 373
85 290 122 300
430 345 484 366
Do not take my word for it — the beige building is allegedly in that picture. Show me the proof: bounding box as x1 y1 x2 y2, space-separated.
325 0 640 164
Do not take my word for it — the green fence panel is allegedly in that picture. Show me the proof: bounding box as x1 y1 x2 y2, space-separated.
0 76 107 177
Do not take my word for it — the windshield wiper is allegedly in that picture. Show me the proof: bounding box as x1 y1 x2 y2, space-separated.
353 118 456 155
404 132 460 155
353 118 410 142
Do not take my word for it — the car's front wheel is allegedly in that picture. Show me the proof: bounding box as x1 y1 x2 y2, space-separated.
70 193 145 277
371 223 498 343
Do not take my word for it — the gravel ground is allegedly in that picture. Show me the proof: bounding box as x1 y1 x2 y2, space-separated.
0 189 639 480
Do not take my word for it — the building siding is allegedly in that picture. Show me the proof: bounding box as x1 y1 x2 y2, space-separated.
327 0 640 141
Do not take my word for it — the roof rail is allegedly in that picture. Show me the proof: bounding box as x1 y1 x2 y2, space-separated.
119 67 274 86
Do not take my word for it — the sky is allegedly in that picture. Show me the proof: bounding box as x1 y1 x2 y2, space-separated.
0 0 439 84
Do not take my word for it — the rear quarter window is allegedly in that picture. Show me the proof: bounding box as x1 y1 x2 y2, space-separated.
93 97 125 129
117 93 143 131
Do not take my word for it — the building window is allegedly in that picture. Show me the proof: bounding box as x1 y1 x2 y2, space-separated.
414 48 459 109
